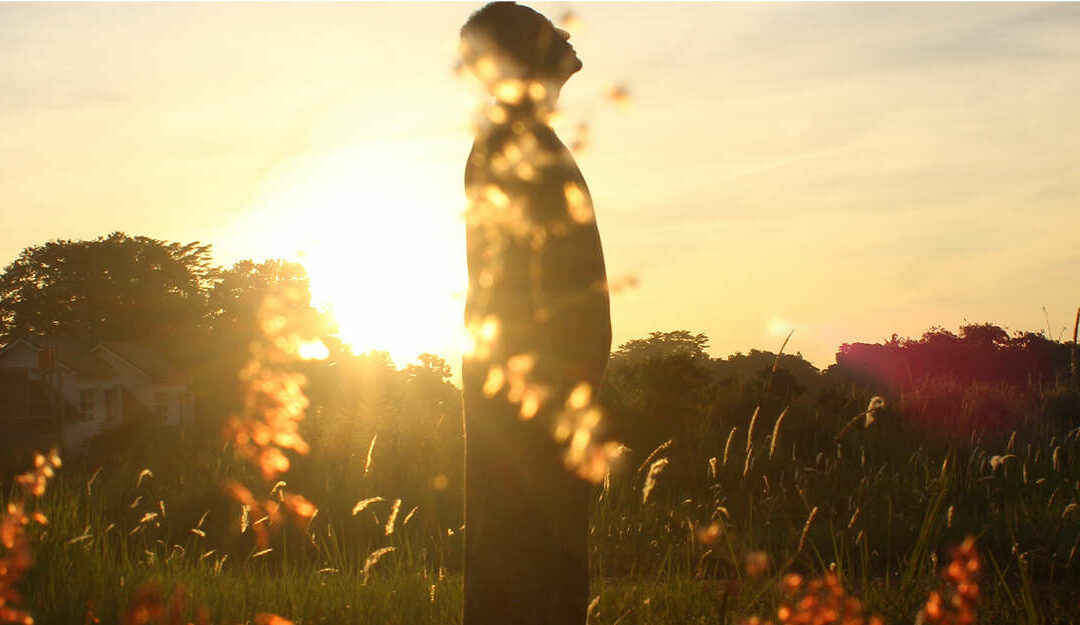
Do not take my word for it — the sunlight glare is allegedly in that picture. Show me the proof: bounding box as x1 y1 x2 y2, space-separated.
767 317 794 337
242 142 468 368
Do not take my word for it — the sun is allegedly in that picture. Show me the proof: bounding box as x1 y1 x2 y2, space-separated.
237 141 470 368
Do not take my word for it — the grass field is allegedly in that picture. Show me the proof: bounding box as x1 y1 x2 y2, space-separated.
6 376 1079 625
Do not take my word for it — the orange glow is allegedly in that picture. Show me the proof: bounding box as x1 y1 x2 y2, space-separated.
296 339 329 361
239 142 468 368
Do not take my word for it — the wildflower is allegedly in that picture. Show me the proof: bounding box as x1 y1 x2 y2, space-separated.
745 552 769 577
1 449 61 625
916 536 981 625
777 572 884 625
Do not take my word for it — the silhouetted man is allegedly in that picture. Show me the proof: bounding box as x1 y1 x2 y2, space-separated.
459 3 611 624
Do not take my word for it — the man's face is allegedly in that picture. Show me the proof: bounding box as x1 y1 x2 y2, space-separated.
550 25 583 79
536 16 582 83
507 7 581 85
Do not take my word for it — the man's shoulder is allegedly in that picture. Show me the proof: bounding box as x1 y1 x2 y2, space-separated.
465 117 579 191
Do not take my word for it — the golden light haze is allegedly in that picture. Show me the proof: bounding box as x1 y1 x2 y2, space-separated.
2 3 1078 369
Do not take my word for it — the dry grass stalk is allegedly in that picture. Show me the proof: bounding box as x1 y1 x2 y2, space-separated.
642 458 669 504
636 440 672 475
362 547 397 585
384 499 402 536
723 427 737 466
797 506 819 554
746 407 761 453
773 329 794 372
586 595 600 625
833 397 886 444
86 467 102 496
352 497 384 516
769 407 789 459
364 434 378 478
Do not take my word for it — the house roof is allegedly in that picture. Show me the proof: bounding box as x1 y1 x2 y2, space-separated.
0 335 185 384
4 335 118 379
95 341 183 383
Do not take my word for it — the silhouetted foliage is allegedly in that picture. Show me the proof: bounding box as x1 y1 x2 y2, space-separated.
603 331 712 453
832 323 1071 391
0 232 214 365
826 323 1073 437
195 259 335 427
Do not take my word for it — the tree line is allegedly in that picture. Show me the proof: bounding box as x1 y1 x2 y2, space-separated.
2 232 1076 477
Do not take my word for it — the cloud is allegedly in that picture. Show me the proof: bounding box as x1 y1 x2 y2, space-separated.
864 6 1079 75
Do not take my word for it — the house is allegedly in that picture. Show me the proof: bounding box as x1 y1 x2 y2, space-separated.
0 335 195 453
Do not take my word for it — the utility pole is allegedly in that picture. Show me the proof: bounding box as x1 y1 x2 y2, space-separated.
1071 307 1079 387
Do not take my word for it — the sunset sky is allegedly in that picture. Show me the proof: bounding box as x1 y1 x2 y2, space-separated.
2 2 1078 370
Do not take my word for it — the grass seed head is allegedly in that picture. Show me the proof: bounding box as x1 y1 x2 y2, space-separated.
642 458 669 504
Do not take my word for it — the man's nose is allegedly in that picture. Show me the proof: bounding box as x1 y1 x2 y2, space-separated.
555 28 571 41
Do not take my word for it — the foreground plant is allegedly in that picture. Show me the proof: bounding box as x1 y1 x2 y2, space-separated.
742 571 884 625
1 450 60 625
741 537 981 625
915 537 980 625
223 286 325 547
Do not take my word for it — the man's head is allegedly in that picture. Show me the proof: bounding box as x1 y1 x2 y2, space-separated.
460 2 581 97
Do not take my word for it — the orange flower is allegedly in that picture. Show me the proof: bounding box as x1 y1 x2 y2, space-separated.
916 537 981 625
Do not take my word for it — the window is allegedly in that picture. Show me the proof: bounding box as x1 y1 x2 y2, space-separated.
105 387 122 422
154 392 169 422
78 389 96 421
180 392 195 424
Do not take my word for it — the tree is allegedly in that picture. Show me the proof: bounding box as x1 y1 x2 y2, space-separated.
206 259 326 342
611 330 710 361
408 353 453 382
603 331 713 452
959 323 1009 347
752 365 806 401
832 323 1071 390
198 259 335 421
0 232 214 361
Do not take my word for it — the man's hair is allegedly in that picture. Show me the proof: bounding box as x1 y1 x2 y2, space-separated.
460 2 558 78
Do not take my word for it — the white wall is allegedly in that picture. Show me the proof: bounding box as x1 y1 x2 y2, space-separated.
1 340 196 450
0 340 107 449
93 348 190 426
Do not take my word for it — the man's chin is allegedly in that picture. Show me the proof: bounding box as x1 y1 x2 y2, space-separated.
562 56 583 78
550 55 582 85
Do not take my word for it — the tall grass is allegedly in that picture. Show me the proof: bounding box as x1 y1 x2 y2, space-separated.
5 380 1079 624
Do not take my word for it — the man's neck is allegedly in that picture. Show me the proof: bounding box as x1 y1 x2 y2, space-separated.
497 98 559 126
492 77 562 119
